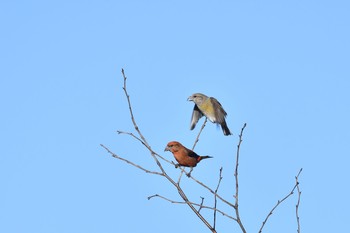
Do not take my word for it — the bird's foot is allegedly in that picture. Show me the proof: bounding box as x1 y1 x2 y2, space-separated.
186 168 193 177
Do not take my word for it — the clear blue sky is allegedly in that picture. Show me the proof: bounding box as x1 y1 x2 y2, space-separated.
1 1 349 232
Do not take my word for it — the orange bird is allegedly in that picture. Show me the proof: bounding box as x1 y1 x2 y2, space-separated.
164 141 212 175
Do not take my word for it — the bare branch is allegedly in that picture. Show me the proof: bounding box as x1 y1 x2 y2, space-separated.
121 69 149 147
119 70 168 175
103 69 302 233
117 130 146 146
175 165 237 210
148 194 237 221
171 165 236 211
117 130 174 165
213 167 223 230
192 118 207 150
234 123 247 233
295 168 302 233
119 69 165 177
258 168 303 233
100 144 163 176
177 169 185 184
119 69 217 233
190 172 236 209
173 181 217 232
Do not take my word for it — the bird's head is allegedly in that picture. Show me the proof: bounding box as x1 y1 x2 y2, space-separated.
164 141 181 152
187 93 207 105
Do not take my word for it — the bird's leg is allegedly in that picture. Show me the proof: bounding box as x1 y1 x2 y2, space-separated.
174 163 180 168
187 167 193 177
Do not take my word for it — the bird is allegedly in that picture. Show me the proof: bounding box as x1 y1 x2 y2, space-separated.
188 93 232 136
164 141 212 176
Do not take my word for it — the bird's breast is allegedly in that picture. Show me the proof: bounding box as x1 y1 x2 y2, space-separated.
199 100 216 122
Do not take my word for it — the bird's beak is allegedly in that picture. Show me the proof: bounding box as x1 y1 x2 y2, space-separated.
187 96 193 101
164 146 170 152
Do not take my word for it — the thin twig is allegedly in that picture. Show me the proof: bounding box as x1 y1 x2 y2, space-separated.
177 169 185 184
174 181 217 232
119 71 168 175
117 130 174 165
295 168 302 233
121 75 166 177
117 130 147 147
175 165 236 209
100 144 163 176
234 123 247 233
148 194 237 221
213 167 223 230
192 118 207 150
121 69 149 148
258 168 303 233
190 173 236 209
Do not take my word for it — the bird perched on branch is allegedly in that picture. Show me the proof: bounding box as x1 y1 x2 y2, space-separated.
188 93 232 136
164 141 212 176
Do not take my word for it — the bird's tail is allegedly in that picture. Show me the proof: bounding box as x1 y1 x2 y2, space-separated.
198 155 213 162
221 121 232 136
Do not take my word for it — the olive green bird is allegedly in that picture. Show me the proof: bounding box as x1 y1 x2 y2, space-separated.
188 93 232 136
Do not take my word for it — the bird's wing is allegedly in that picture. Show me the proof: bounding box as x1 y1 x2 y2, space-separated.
187 150 200 159
210 97 227 123
190 104 204 130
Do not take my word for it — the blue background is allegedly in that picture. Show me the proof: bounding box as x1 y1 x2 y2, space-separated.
1 1 349 232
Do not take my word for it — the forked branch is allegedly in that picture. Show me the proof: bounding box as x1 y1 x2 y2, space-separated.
258 168 303 233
